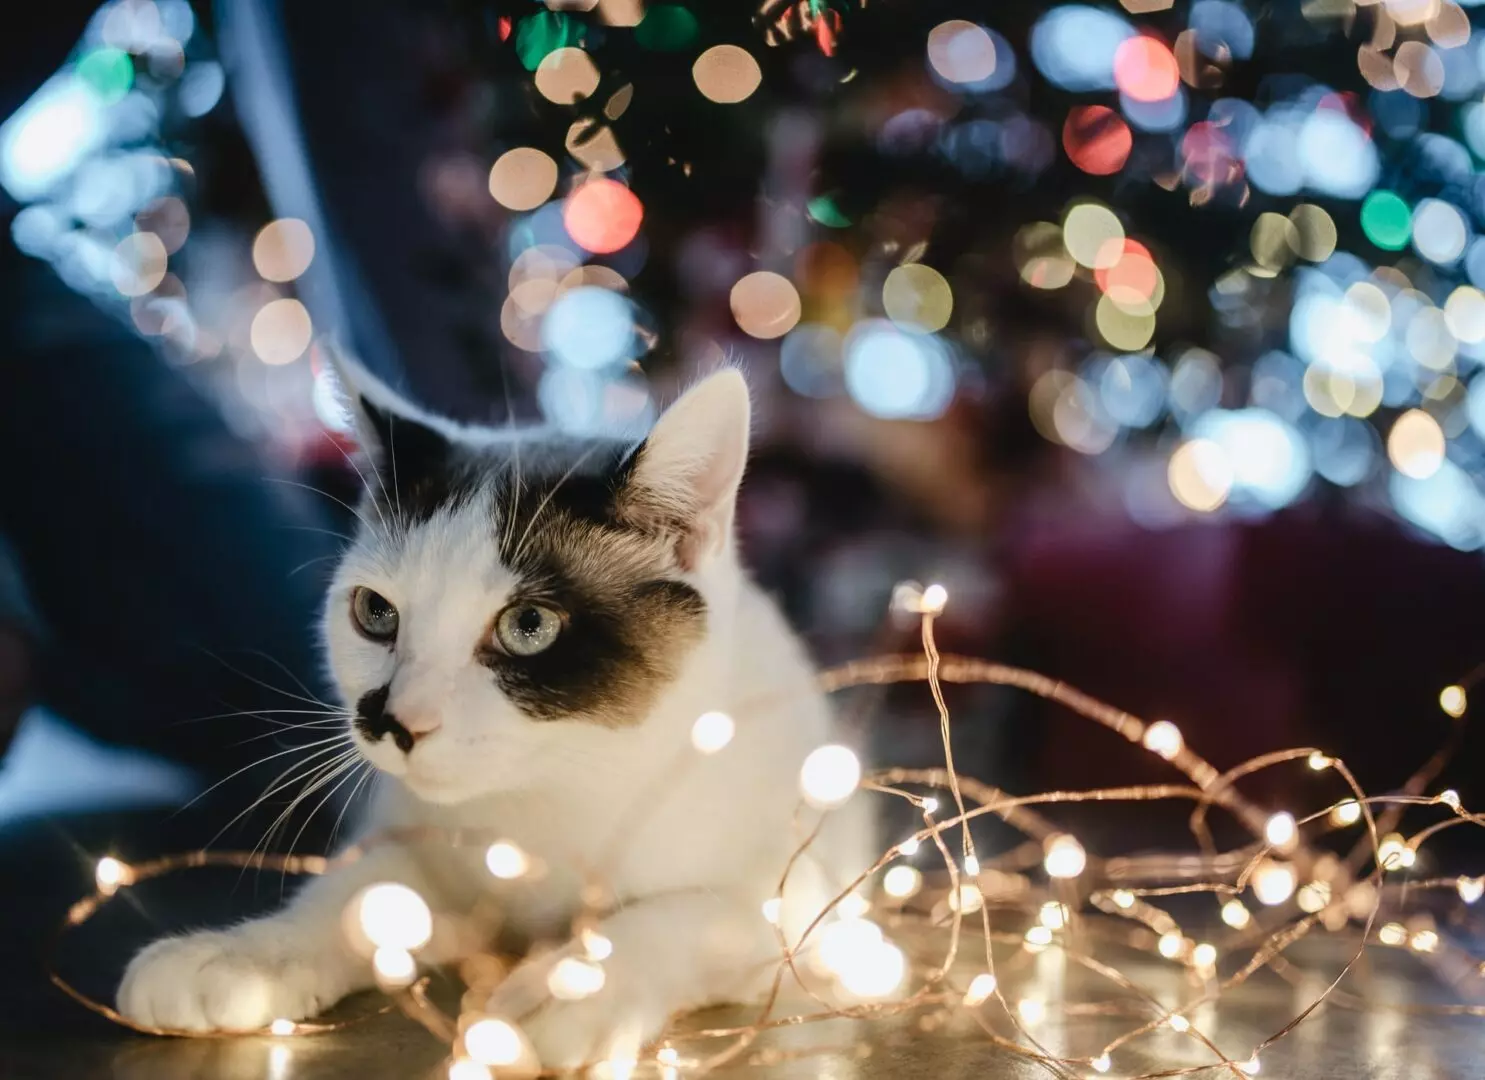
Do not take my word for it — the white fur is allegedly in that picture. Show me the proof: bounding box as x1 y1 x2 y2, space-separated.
119 371 873 1068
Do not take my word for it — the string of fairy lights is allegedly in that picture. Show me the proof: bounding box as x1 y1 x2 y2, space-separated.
51 581 1485 1079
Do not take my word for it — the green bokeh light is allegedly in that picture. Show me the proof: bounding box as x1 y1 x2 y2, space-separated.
635 5 699 51
807 195 851 228
76 48 133 103
515 12 586 72
1361 190 1411 252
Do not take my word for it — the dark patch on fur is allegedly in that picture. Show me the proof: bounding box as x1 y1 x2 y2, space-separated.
354 685 414 752
358 403 485 526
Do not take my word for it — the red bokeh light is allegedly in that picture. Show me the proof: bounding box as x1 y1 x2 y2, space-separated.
1113 36 1180 103
563 179 644 255
1095 239 1160 308
1062 106 1132 176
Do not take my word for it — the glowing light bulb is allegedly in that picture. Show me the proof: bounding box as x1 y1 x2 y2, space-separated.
548 957 606 1000
835 938 906 999
920 583 948 614
963 973 998 1006
1439 684 1468 717
484 841 530 880
1253 862 1296 906
1158 932 1184 959
1377 833 1410 871
921 797 939 814
799 744 861 809
690 711 735 753
581 929 613 961
1331 800 1362 827
1039 901 1070 930
1091 1054 1112 1073
657 1048 680 1066
1168 1013 1191 1033
1221 899 1252 929
883 865 923 900
951 883 984 915
1191 942 1218 969
1142 721 1183 760
1411 929 1439 953
1297 881 1331 913
95 857 130 894
464 1018 524 1067
1044 834 1088 879
761 897 782 925
1238 1055 1260 1075
1458 876 1484 904
269 1018 296 1036
1307 751 1332 771
358 883 433 951
1112 889 1136 910
1438 789 1462 811
963 855 981 877
1024 925 1054 951
1017 998 1046 1024
1379 922 1407 946
448 1059 492 1080
1265 812 1298 850
898 835 922 857
373 946 416 986
837 893 871 920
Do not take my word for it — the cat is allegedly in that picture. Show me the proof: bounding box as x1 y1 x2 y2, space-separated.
118 362 873 1069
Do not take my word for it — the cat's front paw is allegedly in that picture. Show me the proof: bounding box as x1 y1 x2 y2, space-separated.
486 953 672 1071
118 930 332 1032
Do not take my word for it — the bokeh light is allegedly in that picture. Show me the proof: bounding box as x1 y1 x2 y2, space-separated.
563 178 642 254
843 321 955 421
252 218 315 283
1063 106 1132 175
692 45 762 104
534 47 600 104
1063 203 1124 268
1388 409 1446 479
1031 6 1134 92
542 285 635 369
489 148 559 212
730 271 802 339
250 298 313 366
882 263 953 332
926 21 997 85
1113 36 1179 102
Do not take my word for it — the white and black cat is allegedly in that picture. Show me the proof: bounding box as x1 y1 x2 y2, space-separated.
119 363 872 1068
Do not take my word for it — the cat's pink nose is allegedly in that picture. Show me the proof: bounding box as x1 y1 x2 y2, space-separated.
385 710 441 754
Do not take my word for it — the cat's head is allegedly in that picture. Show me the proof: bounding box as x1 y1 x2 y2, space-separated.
323 362 750 804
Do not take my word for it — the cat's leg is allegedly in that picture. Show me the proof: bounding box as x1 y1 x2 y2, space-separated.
118 845 458 1032
486 889 781 1070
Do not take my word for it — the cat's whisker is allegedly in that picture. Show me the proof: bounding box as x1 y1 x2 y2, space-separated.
174 705 348 730
234 648 342 708
327 428 396 541
203 741 360 849
174 733 353 817
253 753 361 872
232 719 349 747
265 476 384 541
194 648 342 711
507 442 602 567
328 765 376 852
288 552 344 579
278 763 370 897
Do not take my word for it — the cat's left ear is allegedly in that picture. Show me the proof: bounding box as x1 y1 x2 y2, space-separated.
324 343 454 496
621 369 751 570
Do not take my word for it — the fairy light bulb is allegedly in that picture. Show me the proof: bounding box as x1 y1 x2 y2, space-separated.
448 1059 492 1080
1438 789 1462 811
464 1018 524 1067
1297 880 1331 913
837 893 871 920
357 882 433 951
269 1018 296 1036
920 583 949 614
1411 929 1439 953
963 854 981 877
1142 721 1183 760
1111 889 1135 909
95 857 131 895
484 841 530 880
1039 901 1070 930
1044 834 1087 879
581 929 614 961
1331 799 1362 826
373 946 416 986
1457 876 1484 904
1221 899 1252 929
951 883 984 915
817 917 883 974
761 897 782 925
548 957 606 1000
1253 862 1296 906
1168 1013 1191 1033
1191 942 1218 970
1377 833 1410 870
921 797 940 814
657 1048 680 1066
1439 684 1467 717
1157 932 1184 959
1265 812 1298 851
1091 1054 1112 1073
1024 925 1054 951
1307 751 1331 771
835 938 906 999
799 744 861 809
898 835 922 857
1378 922 1407 946
1239 1054 1261 1075
690 711 735 753
963 973 997 1006
882 865 922 900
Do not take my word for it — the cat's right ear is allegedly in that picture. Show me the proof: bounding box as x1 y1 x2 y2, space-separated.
323 343 453 495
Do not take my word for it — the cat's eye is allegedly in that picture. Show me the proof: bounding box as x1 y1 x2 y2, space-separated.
493 603 562 657
351 587 399 642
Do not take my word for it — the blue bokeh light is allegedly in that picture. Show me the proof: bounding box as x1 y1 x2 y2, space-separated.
843 320 956 420
541 286 636 370
1029 6 1134 93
